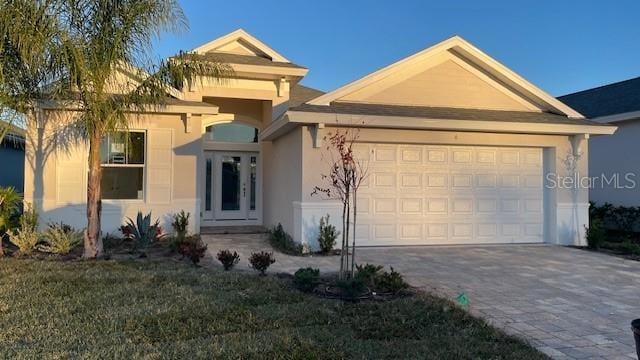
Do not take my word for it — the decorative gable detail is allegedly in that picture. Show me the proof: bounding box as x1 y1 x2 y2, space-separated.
339 53 537 111
308 36 584 118
192 29 290 63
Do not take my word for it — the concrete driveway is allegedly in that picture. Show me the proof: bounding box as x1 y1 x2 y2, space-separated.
205 234 640 359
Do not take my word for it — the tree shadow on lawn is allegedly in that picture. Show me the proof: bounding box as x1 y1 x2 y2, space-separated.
0 259 548 359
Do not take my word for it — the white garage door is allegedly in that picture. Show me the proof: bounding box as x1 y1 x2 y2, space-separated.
355 144 544 246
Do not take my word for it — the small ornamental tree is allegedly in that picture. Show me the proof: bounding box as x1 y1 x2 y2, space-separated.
312 130 367 279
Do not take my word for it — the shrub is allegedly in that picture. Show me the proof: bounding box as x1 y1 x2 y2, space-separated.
619 239 640 256
249 251 275 275
8 228 39 255
20 203 38 232
374 267 410 294
0 186 21 257
293 267 320 292
216 249 240 270
103 234 126 252
0 186 21 235
585 219 606 249
169 211 190 252
8 204 40 256
268 223 302 255
354 263 409 294
355 263 383 286
317 215 339 254
335 277 367 300
171 210 189 241
178 236 208 266
123 211 163 255
589 202 640 232
38 222 82 255
119 225 132 238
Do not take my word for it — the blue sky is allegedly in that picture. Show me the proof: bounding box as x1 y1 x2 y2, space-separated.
154 1 640 96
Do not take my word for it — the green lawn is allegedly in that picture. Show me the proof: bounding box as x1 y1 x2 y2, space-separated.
0 259 546 359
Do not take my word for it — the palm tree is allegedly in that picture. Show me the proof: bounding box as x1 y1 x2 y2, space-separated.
0 0 232 258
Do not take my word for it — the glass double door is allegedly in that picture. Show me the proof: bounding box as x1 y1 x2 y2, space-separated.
204 152 258 221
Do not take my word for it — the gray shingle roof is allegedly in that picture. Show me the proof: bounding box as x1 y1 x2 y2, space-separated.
558 77 640 118
197 52 306 69
289 84 325 107
163 98 218 108
289 102 603 126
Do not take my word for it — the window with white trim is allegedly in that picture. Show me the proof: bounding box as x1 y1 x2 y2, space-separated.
100 131 145 200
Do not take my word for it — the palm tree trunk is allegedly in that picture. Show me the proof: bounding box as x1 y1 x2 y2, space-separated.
84 127 104 259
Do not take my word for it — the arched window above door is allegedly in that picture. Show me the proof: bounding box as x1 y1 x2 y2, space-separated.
205 123 258 143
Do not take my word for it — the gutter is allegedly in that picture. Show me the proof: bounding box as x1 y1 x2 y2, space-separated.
35 99 219 116
261 110 617 141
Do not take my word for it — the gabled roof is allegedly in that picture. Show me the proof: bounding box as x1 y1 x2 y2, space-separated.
189 29 307 78
192 53 305 70
116 63 184 100
308 36 584 119
289 84 325 107
559 77 640 120
290 102 597 126
192 29 290 63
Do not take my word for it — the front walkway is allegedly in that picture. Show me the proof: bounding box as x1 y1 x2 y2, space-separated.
204 234 640 359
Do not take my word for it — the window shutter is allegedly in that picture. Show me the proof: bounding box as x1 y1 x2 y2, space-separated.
56 141 87 204
146 128 173 204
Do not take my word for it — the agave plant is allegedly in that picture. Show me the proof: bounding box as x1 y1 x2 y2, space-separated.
123 211 164 255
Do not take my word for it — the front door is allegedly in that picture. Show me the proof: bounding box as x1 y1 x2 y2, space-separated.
203 151 258 222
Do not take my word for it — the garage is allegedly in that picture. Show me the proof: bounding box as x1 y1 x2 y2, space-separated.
280 35 614 248
355 144 544 246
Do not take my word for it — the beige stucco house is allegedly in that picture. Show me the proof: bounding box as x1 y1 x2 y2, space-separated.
24 29 616 249
559 77 640 207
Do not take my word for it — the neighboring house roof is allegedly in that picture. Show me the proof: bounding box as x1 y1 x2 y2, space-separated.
289 84 325 108
558 77 640 122
0 121 25 150
290 102 599 126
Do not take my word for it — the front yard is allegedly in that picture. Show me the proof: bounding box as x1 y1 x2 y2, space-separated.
0 258 546 359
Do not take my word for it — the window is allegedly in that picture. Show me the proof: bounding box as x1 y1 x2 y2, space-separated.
205 123 258 143
100 131 145 200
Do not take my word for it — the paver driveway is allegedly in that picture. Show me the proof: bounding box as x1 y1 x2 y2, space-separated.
205 235 640 359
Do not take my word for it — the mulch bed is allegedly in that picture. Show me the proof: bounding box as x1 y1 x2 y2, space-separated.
0 236 193 264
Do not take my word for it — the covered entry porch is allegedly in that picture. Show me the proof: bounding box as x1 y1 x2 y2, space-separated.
200 119 262 227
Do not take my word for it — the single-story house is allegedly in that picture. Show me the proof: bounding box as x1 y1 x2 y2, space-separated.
23 29 616 248
559 77 640 207
0 122 25 192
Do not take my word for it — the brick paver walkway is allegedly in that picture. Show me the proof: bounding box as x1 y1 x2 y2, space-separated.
204 234 640 359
